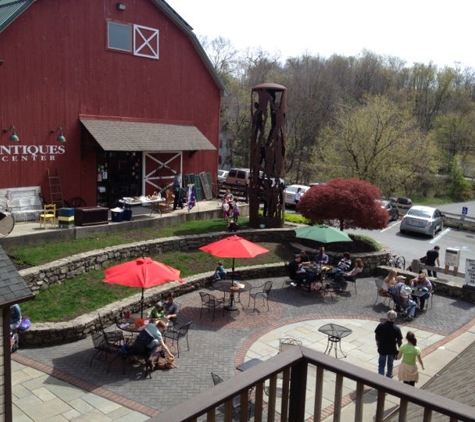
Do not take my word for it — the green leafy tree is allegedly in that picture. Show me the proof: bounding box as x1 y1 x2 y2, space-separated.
297 178 388 231
318 94 439 198
448 155 472 200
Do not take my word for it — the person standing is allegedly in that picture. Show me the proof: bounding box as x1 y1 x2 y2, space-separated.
425 246 440 277
374 310 403 378
397 331 424 386
294 187 302 205
10 303 22 331
172 172 183 211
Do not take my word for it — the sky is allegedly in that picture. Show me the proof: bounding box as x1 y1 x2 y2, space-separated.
166 0 475 69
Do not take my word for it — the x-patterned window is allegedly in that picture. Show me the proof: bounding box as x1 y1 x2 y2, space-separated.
134 24 159 59
107 20 159 60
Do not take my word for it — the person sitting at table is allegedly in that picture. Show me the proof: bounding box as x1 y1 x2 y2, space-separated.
410 271 433 311
288 255 315 287
380 269 398 298
215 261 227 280
327 252 352 280
147 301 164 319
132 320 174 364
398 279 418 321
163 293 179 325
314 246 329 267
299 250 310 263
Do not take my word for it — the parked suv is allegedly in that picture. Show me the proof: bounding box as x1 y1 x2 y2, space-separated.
390 197 412 207
225 168 250 186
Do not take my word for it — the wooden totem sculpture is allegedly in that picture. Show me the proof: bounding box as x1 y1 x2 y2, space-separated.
249 83 287 228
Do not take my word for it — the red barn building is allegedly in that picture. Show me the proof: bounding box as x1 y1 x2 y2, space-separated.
0 0 225 207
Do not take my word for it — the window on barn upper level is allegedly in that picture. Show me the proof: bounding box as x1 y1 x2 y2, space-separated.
107 20 159 60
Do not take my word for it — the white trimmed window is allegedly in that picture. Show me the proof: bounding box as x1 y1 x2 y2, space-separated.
107 21 159 60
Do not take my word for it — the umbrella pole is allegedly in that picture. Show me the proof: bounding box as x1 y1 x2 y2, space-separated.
232 258 235 286
140 288 144 319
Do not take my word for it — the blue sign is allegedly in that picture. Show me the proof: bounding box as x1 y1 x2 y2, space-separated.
462 207 468 215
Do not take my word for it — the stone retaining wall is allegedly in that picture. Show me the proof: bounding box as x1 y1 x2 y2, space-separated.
19 230 392 347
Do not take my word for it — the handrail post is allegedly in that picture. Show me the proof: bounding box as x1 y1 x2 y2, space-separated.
289 359 308 422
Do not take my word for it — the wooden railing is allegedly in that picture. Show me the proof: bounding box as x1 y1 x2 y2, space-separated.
149 346 474 422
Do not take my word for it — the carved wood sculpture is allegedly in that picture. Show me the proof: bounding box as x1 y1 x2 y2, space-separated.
249 83 287 228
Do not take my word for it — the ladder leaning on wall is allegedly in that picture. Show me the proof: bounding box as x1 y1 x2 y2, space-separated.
47 168 65 209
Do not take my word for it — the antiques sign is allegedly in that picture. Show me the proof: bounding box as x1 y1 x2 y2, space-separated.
0 144 66 162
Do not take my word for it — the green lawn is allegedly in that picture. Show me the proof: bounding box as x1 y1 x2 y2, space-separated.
14 218 295 322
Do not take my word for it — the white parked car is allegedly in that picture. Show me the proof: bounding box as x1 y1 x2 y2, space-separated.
284 184 310 206
217 169 229 183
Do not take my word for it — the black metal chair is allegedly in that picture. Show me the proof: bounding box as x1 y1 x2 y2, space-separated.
89 330 123 373
163 321 192 357
334 273 358 294
211 372 252 420
374 277 394 308
199 292 225 321
98 313 124 344
248 280 273 311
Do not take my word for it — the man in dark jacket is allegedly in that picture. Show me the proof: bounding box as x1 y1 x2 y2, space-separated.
172 172 183 211
374 310 402 378
425 246 440 277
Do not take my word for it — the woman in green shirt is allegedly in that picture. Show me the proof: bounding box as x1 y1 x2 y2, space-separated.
397 331 424 386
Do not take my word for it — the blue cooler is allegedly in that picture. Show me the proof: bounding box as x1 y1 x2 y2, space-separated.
111 210 124 222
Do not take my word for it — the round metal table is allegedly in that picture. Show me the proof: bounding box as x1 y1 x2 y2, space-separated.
318 323 352 358
213 280 252 311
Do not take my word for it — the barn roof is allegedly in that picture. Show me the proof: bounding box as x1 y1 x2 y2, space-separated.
0 0 227 95
0 244 33 307
80 117 216 152
0 0 34 33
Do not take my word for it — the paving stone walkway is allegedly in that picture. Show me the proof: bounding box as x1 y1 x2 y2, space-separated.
12 276 475 420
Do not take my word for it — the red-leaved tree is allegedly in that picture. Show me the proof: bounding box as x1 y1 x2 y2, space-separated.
297 178 388 231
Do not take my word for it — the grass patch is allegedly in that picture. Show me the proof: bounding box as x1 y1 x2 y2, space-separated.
21 242 294 322
13 216 381 322
7 218 252 266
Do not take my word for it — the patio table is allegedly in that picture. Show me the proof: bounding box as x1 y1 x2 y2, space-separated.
318 323 352 358
213 280 252 311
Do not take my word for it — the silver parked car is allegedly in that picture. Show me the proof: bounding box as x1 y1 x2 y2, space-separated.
217 169 229 183
400 205 444 237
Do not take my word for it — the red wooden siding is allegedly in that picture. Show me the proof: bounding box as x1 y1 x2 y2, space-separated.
0 0 220 204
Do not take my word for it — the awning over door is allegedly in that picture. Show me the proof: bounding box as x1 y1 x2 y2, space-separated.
80 118 216 151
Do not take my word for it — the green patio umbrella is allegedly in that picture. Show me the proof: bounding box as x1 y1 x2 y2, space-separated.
294 225 352 244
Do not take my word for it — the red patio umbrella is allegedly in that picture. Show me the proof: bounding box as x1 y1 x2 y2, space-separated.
103 257 184 318
199 235 270 284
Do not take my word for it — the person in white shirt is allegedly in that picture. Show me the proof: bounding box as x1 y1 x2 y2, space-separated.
294 188 303 205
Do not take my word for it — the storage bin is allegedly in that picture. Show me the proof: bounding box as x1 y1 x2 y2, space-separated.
123 209 132 221
59 207 75 217
58 216 74 222
111 210 124 222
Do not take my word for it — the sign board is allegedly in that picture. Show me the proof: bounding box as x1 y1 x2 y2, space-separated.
445 248 460 268
462 206 468 215
465 259 475 287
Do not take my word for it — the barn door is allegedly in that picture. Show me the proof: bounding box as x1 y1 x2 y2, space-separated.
142 152 182 194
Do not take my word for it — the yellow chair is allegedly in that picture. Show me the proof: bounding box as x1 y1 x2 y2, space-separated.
39 204 56 229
